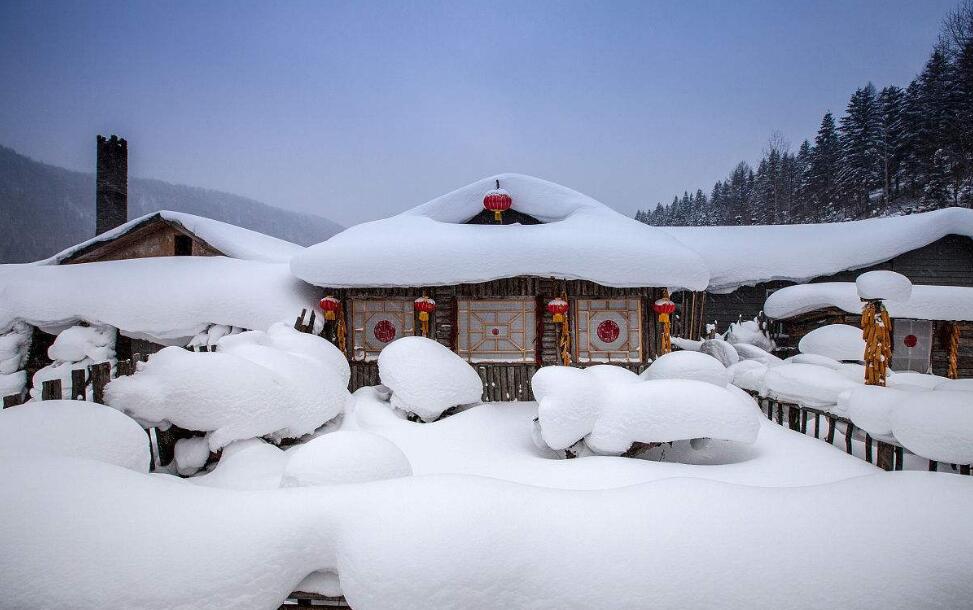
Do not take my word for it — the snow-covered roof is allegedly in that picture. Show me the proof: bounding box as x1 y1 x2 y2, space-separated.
0 257 319 344
661 208 973 293
41 211 304 265
765 282 973 322
291 174 709 290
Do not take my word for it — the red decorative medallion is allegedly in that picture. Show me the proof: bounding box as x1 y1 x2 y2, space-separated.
596 319 620 343
373 319 397 343
903 334 918 348
491 328 500 336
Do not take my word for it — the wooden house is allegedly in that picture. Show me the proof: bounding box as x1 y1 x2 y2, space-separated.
290 174 711 400
660 209 973 344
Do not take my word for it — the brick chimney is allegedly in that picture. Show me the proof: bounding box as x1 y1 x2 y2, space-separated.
96 134 128 235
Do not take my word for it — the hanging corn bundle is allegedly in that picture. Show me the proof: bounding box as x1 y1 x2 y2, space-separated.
546 296 571 366
653 291 676 355
861 300 892 386
948 322 960 380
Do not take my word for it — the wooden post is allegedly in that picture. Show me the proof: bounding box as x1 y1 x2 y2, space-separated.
845 421 855 454
776 402 783 425
799 408 808 434
71 369 87 400
865 434 873 463
876 441 894 471
826 416 836 444
90 362 112 404
813 412 821 439
787 405 800 431
294 308 308 331
41 379 62 401
3 393 24 408
929 460 938 472
962 464 972 476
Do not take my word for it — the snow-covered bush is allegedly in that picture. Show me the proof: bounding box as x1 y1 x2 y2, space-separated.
699 338 740 367
856 270 912 302
533 364 759 457
0 400 149 472
639 350 730 387
31 324 116 400
106 323 350 450
377 336 482 422
797 324 864 362
725 318 774 352
281 431 412 487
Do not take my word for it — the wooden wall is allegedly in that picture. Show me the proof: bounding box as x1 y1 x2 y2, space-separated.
63 218 222 264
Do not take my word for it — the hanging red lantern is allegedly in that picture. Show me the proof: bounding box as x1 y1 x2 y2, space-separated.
652 298 676 318
319 296 341 321
546 297 569 323
414 296 437 337
653 295 676 355
483 179 512 223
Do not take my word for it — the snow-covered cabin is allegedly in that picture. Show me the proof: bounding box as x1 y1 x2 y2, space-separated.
661 208 973 338
764 282 973 376
291 174 709 399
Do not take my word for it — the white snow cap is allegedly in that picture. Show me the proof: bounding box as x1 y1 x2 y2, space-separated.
760 363 860 408
377 336 483 422
40 211 304 265
766 282 973 321
0 257 320 344
291 174 709 290
0 401 150 472
639 350 730 387
798 324 865 362
856 270 912 302
281 431 412 487
662 207 973 292
891 391 973 464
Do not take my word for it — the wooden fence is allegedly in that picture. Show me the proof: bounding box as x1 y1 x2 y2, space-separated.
751 393 971 474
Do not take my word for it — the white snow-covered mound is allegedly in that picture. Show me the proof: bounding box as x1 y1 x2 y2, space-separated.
731 342 782 366
856 270 912 302
6 458 972 610
662 207 973 292
291 173 709 290
191 439 289 490
0 401 149 472
937 379 973 392
798 324 865 362
0 257 320 344
725 318 774 351
761 363 859 408
890 391 973 464
173 436 211 476
839 385 908 437
282 431 412 487
726 360 769 392
106 324 350 449
765 282 973 321
785 353 843 369
639 350 730 387
585 379 761 454
534 365 759 455
699 338 740 366
377 337 482 422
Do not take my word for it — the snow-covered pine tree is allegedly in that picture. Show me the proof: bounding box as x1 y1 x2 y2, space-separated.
807 112 842 219
838 83 882 217
878 85 905 206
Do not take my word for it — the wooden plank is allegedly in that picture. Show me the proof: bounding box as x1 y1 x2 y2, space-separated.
90 362 112 404
876 442 894 471
826 416 836 444
845 422 855 455
41 379 62 401
813 412 820 439
71 368 87 400
3 393 24 408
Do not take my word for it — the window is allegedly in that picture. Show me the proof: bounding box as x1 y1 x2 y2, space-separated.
174 235 193 256
457 298 536 362
890 318 933 373
574 298 642 363
350 299 415 361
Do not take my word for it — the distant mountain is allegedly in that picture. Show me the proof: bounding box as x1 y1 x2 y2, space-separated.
0 145 343 263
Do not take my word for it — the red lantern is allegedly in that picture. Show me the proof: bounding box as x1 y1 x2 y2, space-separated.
653 298 676 317
319 296 341 321
546 297 569 323
483 179 512 223
414 296 437 322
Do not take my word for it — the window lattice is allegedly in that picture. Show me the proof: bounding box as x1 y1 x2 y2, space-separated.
574 298 642 363
457 298 536 363
350 299 415 361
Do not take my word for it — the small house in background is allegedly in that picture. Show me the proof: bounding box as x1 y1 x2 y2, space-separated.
660 208 973 343
764 282 973 378
290 173 710 399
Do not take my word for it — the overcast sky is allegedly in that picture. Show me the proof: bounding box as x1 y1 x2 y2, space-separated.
0 0 958 227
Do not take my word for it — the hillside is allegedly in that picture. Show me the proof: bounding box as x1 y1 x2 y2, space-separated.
0 145 342 263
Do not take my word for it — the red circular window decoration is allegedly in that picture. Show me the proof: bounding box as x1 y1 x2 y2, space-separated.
373 319 397 343
903 334 918 348
491 327 500 336
596 319 620 343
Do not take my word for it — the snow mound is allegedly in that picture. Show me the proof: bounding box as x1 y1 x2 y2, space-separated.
191 439 288 490
840 386 908 438
106 324 350 449
761 363 859 408
726 360 769 392
699 338 739 366
173 436 211 476
937 379 973 392
282 431 412 487
725 318 774 351
765 282 973 322
291 173 709 290
31 324 117 401
0 322 31 375
0 401 149 472
856 270 912 302
732 342 782 366
785 353 843 369
639 350 730 387
891 391 973 464
377 337 482 422
798 324 864 362
887 372 947 391
532 366 602 450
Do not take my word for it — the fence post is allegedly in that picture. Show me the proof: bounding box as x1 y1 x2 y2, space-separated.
826 416 836 444
865 434 873 463
90 362 112 404
71 369 87 400
813 412 820 439
845 421 855 454
3 393 24 408
876 441 894 471
41 379 62 401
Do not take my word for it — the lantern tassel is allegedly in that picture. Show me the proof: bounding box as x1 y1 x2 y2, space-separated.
494 210 502 223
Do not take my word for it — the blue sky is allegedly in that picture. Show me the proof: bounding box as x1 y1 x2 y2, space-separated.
0 0 958 226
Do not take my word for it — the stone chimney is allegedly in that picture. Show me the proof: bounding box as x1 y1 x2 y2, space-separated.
96 134 128 235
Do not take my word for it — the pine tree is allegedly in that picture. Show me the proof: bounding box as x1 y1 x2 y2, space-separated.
807 112 841 218
838 83 882 216
796 140 813 220
878 85 905 205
